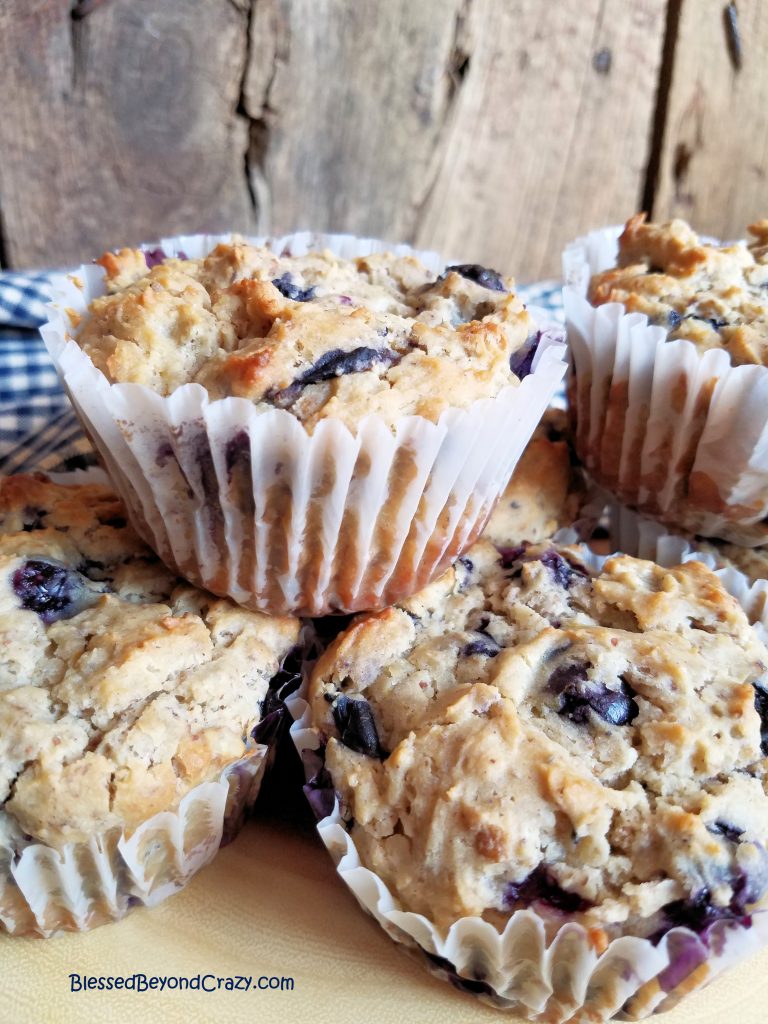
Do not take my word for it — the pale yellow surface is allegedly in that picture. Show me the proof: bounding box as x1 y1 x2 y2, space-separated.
2 810 768 1024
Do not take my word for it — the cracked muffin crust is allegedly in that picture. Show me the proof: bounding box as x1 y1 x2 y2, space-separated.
75 241 535 432
589 214 768 366
309 539 768 941
482 408 585 547
0 474 300 848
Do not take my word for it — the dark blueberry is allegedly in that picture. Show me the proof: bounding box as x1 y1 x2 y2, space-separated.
462 630 501 658
496 544 527 569
504 864 592 914
330 694 385 759
667 309 683 329
298 346 400 386
547 662 589 694
458 556 474 573
707 820 745 843
753 684 768 755
549 663 639 726
445 263 506 292
269 346 400 406
272 273 316 302
21 507 46 532
510 332 541 380
592 47 612 74
98 515 126 529
253 650 303 747
539 549 587 589
144 247 167 268
302 748 336 821
661 888 751 936
225 430 251 480
12 559 96 624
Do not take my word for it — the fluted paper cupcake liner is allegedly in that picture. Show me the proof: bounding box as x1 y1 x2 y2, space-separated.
0 742 266 938
286 545 768 1021
563 225 768 546
40 232 567 616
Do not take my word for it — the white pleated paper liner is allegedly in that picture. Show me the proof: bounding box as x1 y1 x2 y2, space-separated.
562 225 768 547
0 465 309 937
286 546 768 1021
0 742 266 938
40 232 568 616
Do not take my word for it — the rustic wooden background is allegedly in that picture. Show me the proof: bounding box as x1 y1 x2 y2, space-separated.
0 0 765 279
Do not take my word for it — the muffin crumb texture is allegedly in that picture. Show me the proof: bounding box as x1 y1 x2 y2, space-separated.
0 474 300 847
589 213 768 366
311 539 768 940
76 241 533 431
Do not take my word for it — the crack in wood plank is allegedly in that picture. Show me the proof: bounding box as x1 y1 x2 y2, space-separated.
642 0 684 215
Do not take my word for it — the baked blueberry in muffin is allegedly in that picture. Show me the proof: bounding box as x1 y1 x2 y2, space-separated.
308 538 768 942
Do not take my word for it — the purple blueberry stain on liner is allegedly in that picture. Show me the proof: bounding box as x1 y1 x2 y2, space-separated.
423 953 497 999
225 430 251 482
301 748 336 821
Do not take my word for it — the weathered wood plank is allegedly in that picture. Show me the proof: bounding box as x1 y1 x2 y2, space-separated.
1 0 667 278
247 0 667 280
652 0 768 241
412 0 668 280
0 0 257 269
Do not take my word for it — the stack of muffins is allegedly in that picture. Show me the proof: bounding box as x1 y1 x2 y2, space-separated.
2 222 767 1021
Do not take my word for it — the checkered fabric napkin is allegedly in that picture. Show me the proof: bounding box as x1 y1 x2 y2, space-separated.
0 269 565 476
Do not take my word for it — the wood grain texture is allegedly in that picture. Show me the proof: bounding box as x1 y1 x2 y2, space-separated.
0 0 667 277
244 0 668 280
652 0 768 239
0 0 257 269
413 0 668 280
3 811 768 1024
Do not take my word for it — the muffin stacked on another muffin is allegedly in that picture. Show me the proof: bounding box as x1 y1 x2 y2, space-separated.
44 236 566 615
0 473 300 934
309 539 768 941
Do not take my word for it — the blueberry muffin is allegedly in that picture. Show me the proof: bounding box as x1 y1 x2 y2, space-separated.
47 236 565 616
565 215 768 545
0 474 300 933
309 539 768 945
589 214 768 366
482 408 585 547
77 242 534 431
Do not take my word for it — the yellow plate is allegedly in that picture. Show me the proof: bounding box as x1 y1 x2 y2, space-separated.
3 808 767 1024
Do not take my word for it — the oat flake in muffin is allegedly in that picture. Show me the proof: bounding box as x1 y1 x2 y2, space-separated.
309 539 768 940
76 241 533 432
0 474 300 849
589 213 768 366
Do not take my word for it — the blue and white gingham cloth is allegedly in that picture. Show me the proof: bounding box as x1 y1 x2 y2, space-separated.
0 270 564 476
